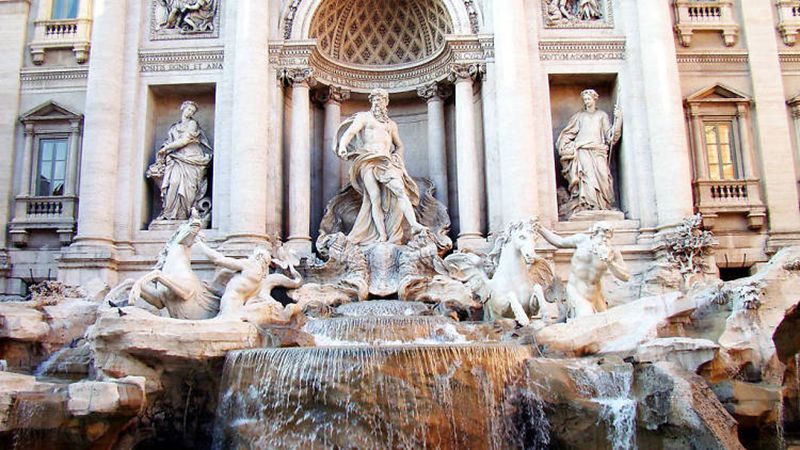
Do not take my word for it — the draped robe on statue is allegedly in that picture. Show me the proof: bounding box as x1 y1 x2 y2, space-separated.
557 109 619 212
158 119 213 220
336 115 420 245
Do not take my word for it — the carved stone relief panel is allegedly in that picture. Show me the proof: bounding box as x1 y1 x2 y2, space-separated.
150 0 221 41
542 0 613 29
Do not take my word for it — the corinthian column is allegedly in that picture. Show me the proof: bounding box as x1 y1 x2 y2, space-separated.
226 0 271 243
449 64 485 247
283 68 315 254
417 82 450 208
319 86 350 205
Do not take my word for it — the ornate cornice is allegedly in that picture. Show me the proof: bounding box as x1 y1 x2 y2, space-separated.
20 67 88 91
539 39 625 61
676 51 748 73
138 48 224 73
271 36 492 93
779 52 800 70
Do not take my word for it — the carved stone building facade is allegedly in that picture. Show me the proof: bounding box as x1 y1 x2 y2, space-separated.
1 0 800 294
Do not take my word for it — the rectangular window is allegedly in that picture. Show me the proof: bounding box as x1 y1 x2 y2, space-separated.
51 0 79 19
704 122 739 181
36 138 68 196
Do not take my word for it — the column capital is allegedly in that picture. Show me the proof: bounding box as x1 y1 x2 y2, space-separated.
448 63 485 84
416 82 452 102
278 67 317 88
315 85 351 105
23 122 35 135
69 119 82 132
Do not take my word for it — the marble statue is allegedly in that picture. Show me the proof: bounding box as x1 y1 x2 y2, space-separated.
334 88 427 245
128 214 220 320
147 101 213 222
196 243 303 319
557 89 621 217
158 0 217 32
444 220 555 326
537 221 630 318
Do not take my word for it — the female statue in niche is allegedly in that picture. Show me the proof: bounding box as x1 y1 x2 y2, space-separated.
147 100 213 222
557 89 622 216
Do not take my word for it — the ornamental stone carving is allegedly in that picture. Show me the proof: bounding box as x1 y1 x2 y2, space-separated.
416 82 452 101
556 89 622 219
543 0 612 28
151 0 220 40
447 63 485 83
315 86 351 105
146 101 213 224
278 67 316 87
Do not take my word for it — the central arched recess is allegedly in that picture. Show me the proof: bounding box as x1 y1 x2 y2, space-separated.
309 0 454 67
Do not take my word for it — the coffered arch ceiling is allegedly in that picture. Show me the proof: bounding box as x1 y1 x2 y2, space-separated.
309 0 454 67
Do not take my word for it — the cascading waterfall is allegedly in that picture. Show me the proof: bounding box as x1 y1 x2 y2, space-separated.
213 339 551 449
569 362 636 450
335 300 431 317
302 315 468 345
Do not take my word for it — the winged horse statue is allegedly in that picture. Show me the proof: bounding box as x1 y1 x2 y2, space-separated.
443 219 556 326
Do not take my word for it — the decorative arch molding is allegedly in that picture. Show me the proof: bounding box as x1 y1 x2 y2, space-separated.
283 0 481 41
275 0 490 94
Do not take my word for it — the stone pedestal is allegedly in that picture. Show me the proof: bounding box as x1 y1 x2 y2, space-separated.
569 210 625 222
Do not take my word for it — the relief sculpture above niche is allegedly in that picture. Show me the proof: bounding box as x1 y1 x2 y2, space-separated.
150 0 220 40
542 0 613 28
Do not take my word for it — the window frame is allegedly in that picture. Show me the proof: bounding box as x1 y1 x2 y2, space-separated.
51 0 79 20
34 135 70 197
702 119 743 181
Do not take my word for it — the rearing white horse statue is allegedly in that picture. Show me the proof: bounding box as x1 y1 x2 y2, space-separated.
443 219 555 326
128 216 220 320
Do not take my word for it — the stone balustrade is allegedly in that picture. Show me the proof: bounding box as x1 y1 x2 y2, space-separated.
29 17 92 64
693 178 766 229
9 195 78 246
673 0 738 47
777 0 800 45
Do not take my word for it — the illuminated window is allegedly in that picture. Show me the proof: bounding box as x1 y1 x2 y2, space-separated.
703 122 739 181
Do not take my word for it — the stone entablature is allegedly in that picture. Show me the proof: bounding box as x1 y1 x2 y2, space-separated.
538 38 625 61
673 0 738 47
29 0 93 65
138 48 224 73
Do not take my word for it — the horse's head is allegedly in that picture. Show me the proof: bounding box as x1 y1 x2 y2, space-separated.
489 219 539 267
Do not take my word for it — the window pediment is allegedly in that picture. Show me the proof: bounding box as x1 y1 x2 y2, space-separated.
21 101 83 124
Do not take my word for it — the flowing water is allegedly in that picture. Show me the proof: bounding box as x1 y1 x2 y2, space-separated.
213 300 640 449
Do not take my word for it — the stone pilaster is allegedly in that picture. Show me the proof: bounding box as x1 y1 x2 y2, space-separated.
740 0 800 249
19 123 34 196
225 0 272 245
449 63 484 247
0 0 30 292
317 85 350 206
635 0 694 228
66 119 81 197
282 67 316 255
492 0 540 226
417 81 451 208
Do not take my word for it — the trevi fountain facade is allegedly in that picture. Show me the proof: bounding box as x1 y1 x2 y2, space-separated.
1 0 800 448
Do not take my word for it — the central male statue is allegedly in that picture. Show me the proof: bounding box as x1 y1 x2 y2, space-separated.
334 88 427 245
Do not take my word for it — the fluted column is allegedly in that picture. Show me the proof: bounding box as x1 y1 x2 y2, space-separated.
740 0 800 245
73 0 129 247
450 64 484 246
635 0 694 227
19 123 34 196
417 82 450 208
65 119 81 196
493 0 539 224
226 0 271 243
319 86 350 205
284 68 315 254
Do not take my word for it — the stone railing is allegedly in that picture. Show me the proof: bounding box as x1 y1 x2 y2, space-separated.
673 0 738 47
693 178 766 229
777 0 800 45
9 195 78 246
29 18 92 64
